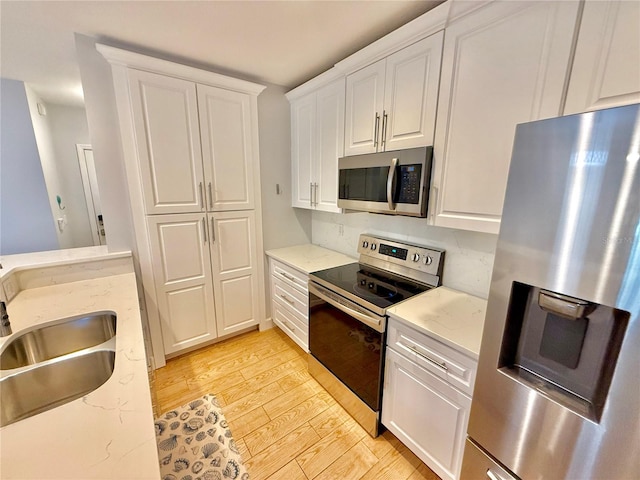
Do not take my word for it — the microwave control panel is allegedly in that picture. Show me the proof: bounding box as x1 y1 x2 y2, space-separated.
397 164 422 204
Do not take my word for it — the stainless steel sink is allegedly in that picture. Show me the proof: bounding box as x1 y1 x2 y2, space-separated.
0 312 116 370
0 312 118 427
0 346 116 427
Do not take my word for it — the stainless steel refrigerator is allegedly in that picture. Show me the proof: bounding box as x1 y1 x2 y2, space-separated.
461 103 640 480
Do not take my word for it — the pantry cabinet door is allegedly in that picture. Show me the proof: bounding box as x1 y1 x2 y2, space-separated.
209 211 260 336
344 59 386 156
198 85 255 211
564 0 640 114
431 1 580 234
128 70 204 215
315 78 345 213
291 94 316 209
383 32 444 152
147 213 217 355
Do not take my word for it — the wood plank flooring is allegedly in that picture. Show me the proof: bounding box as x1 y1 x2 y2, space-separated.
153 327 441 480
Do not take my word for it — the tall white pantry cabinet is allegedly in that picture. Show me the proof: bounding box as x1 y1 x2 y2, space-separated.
99 45 267 366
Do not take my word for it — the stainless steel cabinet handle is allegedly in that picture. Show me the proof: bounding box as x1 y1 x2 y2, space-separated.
381 111 388 150
387 157 398 211
407 344 447 371
208 182 213 209
374 113 380 149
202 218 207 243
310 182 313 207
313 182 318 206
199 182 204 209
283 321 296 333
279 294 295 305
210 217 215 242
279 272 296 283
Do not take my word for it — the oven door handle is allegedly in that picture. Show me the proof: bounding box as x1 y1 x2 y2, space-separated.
309 282 384 333
387 157 398 211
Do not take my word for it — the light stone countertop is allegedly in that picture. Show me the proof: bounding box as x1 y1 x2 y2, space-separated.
0 256 160 479
0 246 130 279
387 286 488 359
265 244 356 274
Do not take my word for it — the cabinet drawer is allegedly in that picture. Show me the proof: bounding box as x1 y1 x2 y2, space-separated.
272 300 309 352
272 275 308 319
269 259 308 294
387 318 477 396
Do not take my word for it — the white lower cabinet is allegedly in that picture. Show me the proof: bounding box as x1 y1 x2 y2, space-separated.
382 319 476 480
268 258 310 352
148 210 260 355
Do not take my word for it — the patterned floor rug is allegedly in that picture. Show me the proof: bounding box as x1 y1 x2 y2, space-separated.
155 393 249 480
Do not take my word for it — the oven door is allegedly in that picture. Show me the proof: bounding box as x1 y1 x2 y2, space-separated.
308 281 386 411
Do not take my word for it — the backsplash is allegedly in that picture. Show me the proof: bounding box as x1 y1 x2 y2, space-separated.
311 211 498 299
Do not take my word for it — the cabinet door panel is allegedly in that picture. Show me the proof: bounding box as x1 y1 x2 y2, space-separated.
345 60 386 155
129 70 204 214
383 32 443 151
198 85 254 211
291 95 316 208
210 211 259 336
315 79 344 212
564 0 640 114
382 348 471 480
147 213 217 354
432 1 579 234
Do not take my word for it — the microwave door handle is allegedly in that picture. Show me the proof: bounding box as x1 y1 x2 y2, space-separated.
387 157 398 211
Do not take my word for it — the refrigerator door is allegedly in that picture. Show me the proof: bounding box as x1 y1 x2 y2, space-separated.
465 104 640 479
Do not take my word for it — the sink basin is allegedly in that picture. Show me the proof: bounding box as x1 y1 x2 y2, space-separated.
0 349 116 427
0 312 116 370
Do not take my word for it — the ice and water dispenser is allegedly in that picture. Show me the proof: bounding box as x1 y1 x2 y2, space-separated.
499 282 630 421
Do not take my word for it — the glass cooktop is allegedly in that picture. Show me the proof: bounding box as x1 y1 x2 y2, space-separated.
310 262 431 311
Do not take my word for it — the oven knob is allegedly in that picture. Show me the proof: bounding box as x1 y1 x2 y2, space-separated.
368 282 375 289
360 279 366 286
423 255 432 265
370 243 377 251
412 253 421 262
362 240 369 249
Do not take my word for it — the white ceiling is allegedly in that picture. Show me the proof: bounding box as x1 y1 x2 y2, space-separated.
1 0 443 107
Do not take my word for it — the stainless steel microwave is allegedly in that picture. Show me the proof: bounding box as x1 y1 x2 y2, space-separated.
338 146 432 217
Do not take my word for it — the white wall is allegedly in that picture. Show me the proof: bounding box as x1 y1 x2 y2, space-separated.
0 78 59 254
46 103 94 247
258 84 312 250
75 34 136 253
24 88 94 250
312 210 497 299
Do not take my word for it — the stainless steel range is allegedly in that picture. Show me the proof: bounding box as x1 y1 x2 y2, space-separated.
308 234 444 437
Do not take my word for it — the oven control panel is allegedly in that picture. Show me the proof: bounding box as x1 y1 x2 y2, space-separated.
357 234 444 280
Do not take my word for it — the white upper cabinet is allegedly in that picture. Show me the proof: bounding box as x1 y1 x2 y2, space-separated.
129 70 255 215
431 1 580 234
344 60 386 155
290 76 344 212
564 0 640 114
197 85 255 211
129 70 205 215
344 32 444 156
291 94 316 208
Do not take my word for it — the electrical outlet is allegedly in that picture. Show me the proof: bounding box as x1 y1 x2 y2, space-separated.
2 275 18 302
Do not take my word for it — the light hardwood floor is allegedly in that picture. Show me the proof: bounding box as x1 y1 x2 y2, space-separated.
153 327 441 480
